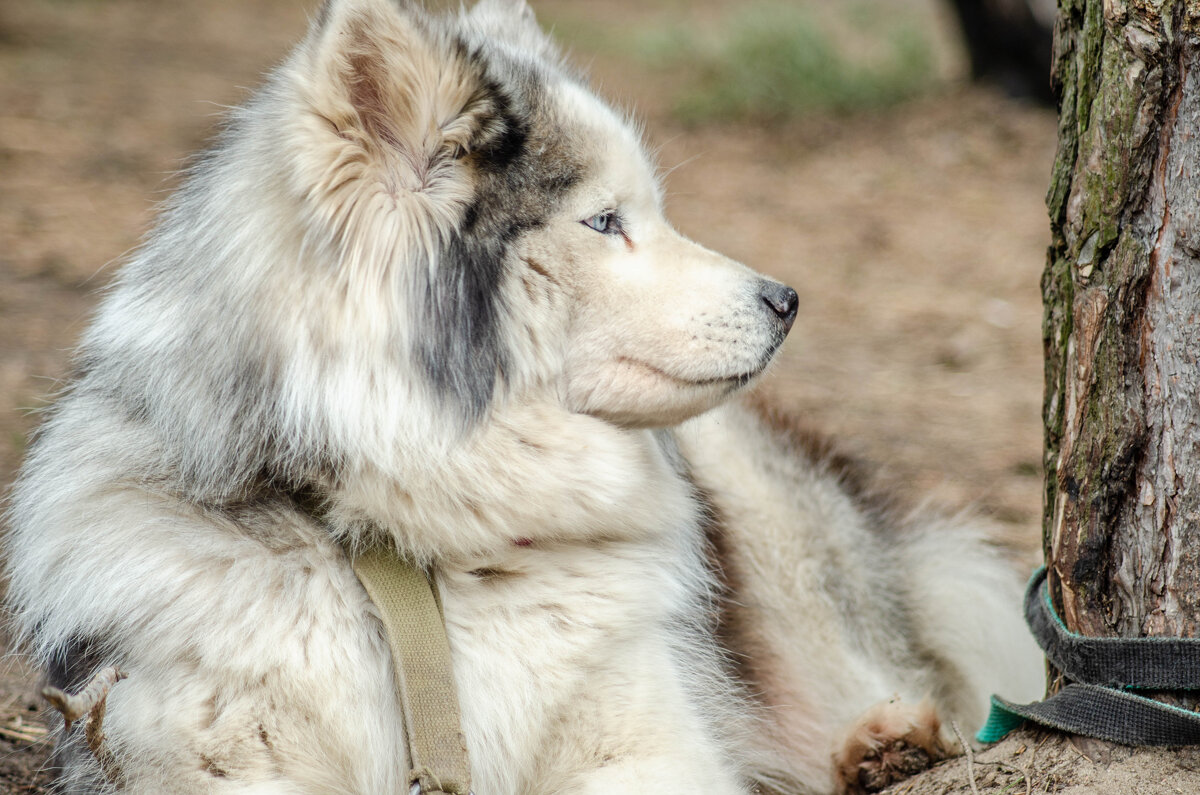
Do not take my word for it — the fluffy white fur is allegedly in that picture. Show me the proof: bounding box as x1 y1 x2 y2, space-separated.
4 1 1043 793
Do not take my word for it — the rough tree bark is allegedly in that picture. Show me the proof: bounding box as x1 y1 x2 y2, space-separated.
1044 0 1200 676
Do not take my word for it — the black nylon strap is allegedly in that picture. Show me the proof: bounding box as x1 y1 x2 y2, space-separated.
981 568 1200 746
992 684 1200 746
1025 567 1200 689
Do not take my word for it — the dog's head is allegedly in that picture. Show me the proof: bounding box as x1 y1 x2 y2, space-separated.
279 0 796 429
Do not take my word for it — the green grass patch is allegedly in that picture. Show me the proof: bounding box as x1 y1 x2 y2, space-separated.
552 2 939 124
652 4 935 123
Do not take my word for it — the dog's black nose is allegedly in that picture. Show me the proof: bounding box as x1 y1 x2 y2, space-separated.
761 283 798 333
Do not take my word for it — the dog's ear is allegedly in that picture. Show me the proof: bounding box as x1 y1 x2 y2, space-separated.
466 0 558 60
296 0 505 193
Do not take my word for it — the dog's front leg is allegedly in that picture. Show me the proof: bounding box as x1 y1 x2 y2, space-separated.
832 699 951 794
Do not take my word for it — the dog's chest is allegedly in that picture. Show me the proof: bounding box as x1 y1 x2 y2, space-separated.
433 534 714 784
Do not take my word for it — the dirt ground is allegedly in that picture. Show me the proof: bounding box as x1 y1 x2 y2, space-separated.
0 0 1176 792
891 729 1200 795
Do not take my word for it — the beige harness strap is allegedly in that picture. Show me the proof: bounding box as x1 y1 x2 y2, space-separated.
351 547 473 795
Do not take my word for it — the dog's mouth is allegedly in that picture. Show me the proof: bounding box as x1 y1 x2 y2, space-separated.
575 351 779 426
616 357 767 389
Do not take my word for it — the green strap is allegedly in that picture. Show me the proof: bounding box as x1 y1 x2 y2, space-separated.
352 547 473 795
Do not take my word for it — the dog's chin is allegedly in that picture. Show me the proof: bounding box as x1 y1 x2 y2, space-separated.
568 357 768 429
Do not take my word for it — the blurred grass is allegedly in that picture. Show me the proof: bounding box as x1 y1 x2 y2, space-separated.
551 2 939 124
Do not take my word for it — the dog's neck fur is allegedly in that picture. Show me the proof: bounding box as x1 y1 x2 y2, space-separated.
320 399 701 567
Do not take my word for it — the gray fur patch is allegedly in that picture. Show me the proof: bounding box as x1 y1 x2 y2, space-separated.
417 46 582 421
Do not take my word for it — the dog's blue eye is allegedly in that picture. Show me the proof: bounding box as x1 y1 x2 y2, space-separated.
582 212 621 235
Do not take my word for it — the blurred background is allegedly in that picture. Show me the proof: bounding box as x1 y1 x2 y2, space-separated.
0 0 1056 787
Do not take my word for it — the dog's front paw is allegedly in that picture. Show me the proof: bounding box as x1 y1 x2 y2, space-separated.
831 698 949 794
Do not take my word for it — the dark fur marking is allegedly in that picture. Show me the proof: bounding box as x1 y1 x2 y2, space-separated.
688 475 769 701
522 256 559 287
468 567 518 580
314 0 333 32
418 229 511 421
46 635 111 693
199 754 230 779
417 56 583 422
473 81 528 173
519 272 541 302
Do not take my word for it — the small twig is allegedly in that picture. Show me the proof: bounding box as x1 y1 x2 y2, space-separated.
949 720 981 795
42 666 127 786
0 728 45 744
0 721 49 744
85 695 109 758
85 694 124 785
41 666 126 733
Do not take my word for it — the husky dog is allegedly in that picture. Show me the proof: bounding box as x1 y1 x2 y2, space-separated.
5 1 1043 793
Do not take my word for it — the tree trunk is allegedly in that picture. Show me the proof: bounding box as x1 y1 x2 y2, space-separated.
1044 0 1200 674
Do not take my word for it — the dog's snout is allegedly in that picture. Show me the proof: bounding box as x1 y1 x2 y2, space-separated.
761 283 799 333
